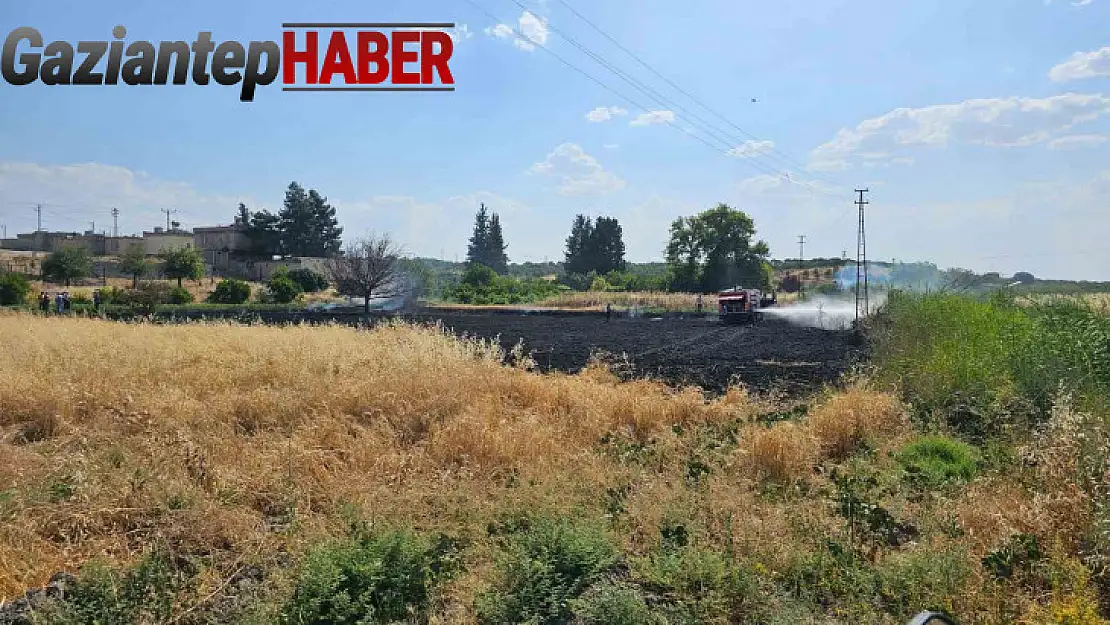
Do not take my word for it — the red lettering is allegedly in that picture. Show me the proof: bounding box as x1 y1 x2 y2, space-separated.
420 31 454 85
391 30 420 85
319 32 356 84
357 31 389 84
282 30 318 84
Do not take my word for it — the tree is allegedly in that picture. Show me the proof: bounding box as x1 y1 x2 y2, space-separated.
563 215 626 279
279 182 344 257
467 204 491 268
266 270 302 304
161 246 204 287
286 267 329 293
246 209 283 258
564 215 595 276
119 243 150 288
208 279 252 304
591 217 626 275
487 213 509 274
0 271 30 306
1013 271 1035 285
234 202 251 226
664 204 771 293
326 234 403 314
42 247 92 286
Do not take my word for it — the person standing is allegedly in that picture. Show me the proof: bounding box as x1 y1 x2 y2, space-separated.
63 292 71 313
605 303 612 323
38 291 49 314
92 289 102 313
696 294 703 314
55 292 64 314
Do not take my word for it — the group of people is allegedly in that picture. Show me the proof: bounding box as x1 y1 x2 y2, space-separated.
36 290 103 314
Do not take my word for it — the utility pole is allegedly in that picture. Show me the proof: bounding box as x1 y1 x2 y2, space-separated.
111 207 119 238
855 189 870 323
35 204 43 232
161 208 177 231
797 234 806 264
33 204 43 259
1 225 6 239
89 221 95 234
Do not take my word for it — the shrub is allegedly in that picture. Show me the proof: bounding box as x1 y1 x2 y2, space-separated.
895 435 979 489
635 546 764 622
208 279 252 304
287 267 329 293
284 528 459 625
476 516 617 624
168 286 194 305
29 552 194 624
97 286 128 305
571 581 660 625
266 274 302 304
739 421 817 484
877 546 972 619
0 271 30 306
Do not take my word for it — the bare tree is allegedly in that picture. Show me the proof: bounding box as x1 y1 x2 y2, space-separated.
326 234 403 314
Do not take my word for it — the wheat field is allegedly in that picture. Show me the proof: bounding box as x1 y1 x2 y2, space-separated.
0 313 1102 623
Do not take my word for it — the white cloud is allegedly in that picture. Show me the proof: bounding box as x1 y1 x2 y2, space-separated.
603 144 620 150
585 106 628 122
1048 133 1109 149
726 140 775 158
629 110 676 127
0 161 252 235
809 93 1110 170
1049 47 1110 82
485 11 549 52
529 143 626 196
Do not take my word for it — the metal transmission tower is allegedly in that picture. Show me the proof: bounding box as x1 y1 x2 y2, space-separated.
161 208 177 231
855 189 870 322
111 207 120 237
797 234 806 263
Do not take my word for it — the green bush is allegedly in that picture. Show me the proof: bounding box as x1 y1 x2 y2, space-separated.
286 267 329 293
208 279 252 304
635 546 763 623
283 528 459 625
570 581 660 625
877 546 972 619
0 271 31 306
781 540 878 621
29 552 194 624
476 516 617 624
97 286 128 306
895 435 979 489
168 286 194 305
267 274 302 304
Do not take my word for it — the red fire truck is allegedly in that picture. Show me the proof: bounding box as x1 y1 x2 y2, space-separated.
717 287 776 324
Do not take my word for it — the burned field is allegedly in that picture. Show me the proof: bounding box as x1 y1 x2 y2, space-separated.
404 311 863 395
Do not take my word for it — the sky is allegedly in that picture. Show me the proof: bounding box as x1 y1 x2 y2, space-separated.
0 0 1108 279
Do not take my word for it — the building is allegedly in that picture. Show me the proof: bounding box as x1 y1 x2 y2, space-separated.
193 225 250 272
140 227 195 255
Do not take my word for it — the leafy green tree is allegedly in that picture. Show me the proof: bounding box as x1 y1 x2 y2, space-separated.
246 209 283 258
234 202 251 226
564 215 626 280
42 247 92 286
0 271 31 306
467 204 491 267
266 272 302 304
487 213 509 274
286 267 329 293
161 247 204 287
461 263 498 287
279 182 344 257
564 215 595 276
119 243 150 288
665 204 771 292
207 279 252 304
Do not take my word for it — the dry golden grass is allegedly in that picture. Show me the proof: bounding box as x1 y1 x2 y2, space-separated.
0 313 1101 623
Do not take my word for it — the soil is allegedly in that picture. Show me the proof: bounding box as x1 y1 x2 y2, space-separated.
400 311 864 396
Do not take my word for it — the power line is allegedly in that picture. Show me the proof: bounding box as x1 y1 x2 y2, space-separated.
550 0 842 188
460 0 828 191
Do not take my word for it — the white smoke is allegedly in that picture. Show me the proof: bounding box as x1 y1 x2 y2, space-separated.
762 293 887 330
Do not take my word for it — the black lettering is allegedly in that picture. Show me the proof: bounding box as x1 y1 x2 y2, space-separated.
241 40 279 101
191 32 214 85
40 40 73 85
74 41 106 84
212 40 244 86
105 40 124 84
1 27 43 86
122 41 154 85
154 41 189 84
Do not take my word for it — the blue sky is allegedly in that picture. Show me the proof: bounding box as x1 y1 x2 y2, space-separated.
1 0 1108 279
